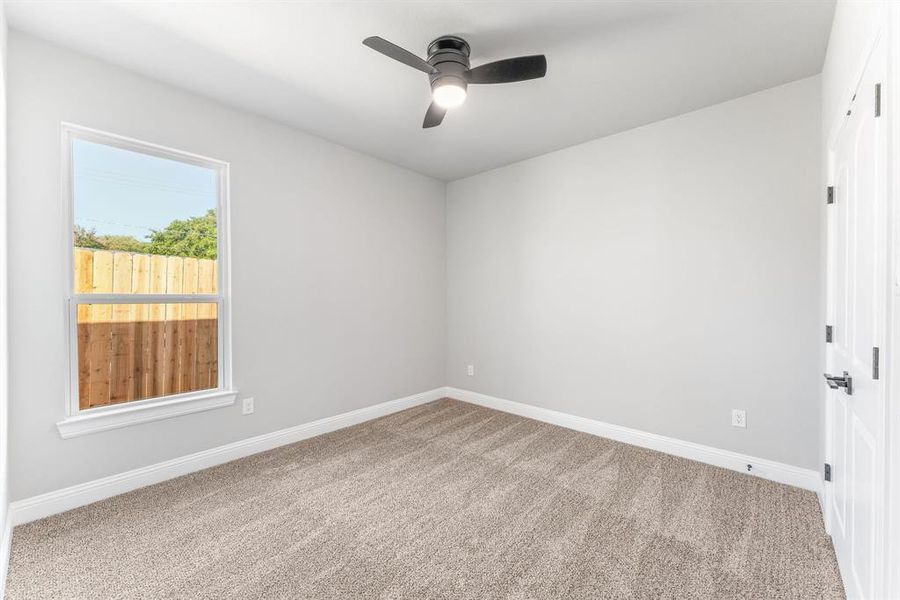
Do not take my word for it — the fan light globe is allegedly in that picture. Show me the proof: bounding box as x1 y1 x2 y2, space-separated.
433 81 467 109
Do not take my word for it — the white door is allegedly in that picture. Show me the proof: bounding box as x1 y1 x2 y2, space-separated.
827 32 887 600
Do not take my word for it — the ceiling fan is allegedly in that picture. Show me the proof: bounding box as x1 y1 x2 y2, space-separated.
362 35 547 128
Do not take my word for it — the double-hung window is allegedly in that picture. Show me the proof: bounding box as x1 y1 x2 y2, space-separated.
58 124 235 438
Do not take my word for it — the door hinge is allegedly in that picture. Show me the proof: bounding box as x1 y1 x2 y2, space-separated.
875 83 881 117
827 186 834 205
826 325 833 343
873 347 880 380
824 463 832 482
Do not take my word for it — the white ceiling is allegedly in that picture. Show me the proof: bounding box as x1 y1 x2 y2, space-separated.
6 1 835 181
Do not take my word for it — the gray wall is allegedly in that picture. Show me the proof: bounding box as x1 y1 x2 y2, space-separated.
7 33 446 500
446 76 821 469
7 29 826 502
0 0 8 538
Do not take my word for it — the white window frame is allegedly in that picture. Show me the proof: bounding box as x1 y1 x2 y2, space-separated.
56 123 236 439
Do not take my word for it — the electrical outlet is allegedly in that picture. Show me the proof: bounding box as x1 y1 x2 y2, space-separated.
467 365 475 377
731 409 746 428
242 397 255 415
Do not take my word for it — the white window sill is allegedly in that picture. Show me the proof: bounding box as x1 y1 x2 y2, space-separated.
56 389 238 439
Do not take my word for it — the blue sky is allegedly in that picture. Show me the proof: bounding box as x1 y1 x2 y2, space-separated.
73 139 217 239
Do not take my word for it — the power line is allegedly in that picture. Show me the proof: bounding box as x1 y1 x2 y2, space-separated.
74 168 217 199
75 217 154 234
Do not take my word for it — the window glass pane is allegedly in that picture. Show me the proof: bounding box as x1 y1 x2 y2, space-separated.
76 303 218 409
72 139 218 294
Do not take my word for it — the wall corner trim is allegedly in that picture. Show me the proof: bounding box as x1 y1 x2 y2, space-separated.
7 387 447 526
446 387 823 494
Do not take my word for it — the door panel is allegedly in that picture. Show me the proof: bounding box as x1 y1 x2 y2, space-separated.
834 164 849 347
833 393 848 535
827 32 886 600
849 418 875 595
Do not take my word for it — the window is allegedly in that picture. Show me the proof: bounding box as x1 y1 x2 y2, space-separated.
58 124 234 438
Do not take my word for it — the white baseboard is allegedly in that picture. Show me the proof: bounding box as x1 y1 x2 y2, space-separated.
6 385 822 530
446 387 823 494
7 388 446 526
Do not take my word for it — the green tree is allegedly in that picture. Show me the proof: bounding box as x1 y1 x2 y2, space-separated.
73 225 106 250
101 235 151 253
147 209 217 260
74 226 150 253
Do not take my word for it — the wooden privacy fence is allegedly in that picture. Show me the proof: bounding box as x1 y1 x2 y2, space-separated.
74 248 219 410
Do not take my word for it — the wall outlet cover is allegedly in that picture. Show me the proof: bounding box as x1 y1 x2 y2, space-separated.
242 397 255 415
467 365 475 377
731 409 746 428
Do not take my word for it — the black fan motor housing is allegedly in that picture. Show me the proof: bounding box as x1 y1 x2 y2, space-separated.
427 36 470 89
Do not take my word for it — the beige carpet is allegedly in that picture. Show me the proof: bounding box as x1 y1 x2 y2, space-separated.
5 398 843 599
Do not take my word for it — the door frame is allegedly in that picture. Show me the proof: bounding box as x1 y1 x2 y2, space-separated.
824 3 900 598
887 5 900 598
